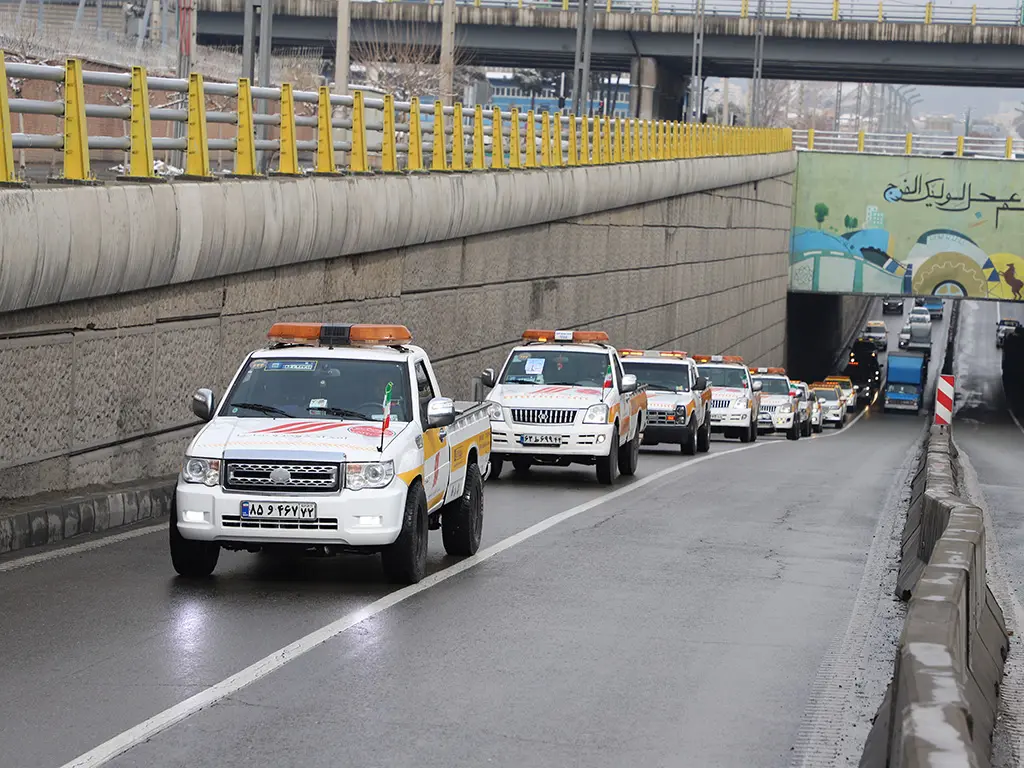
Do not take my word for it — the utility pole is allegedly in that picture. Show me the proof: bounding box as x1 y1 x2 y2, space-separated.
722 77 730 125
570 0 596 116
333 0 350 96
439 0 457 105
854 82 863 131
687 0 705 122
832 81 842 132
749 0 766 126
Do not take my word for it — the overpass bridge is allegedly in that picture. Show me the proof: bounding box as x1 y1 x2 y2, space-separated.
193 0 1024 86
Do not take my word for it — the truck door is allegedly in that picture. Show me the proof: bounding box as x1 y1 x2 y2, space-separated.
415 360 451 510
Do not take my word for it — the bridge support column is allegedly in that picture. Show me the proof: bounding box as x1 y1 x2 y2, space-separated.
439 0 456 105
630 57 685 120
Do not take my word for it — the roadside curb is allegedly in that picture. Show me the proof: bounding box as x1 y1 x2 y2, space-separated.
0 477 176 557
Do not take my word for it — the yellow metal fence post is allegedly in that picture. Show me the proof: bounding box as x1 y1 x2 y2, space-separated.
971 4 976 23
452 103 466 171
472 105 485 170
541 110 551 166
126 65 155 179
62 58 94 181
740 0 748 17
924 1 932 22
509 108 522 169
856 129 865 152
278 82 300 175
492 107 505 169
185 72 212 179
906 133 914 155
234 78 258 176
568 116 579 166
807 127 815 150
432 100 448 171
613 117 622 163
581 117 591 165
553 113 564 166
525 110 538 167
785 0 791 18
831 0 838 19
408 97 424 171
956 135 964 156
349 90 370 173
382 94 398 172
1006 136 1014 160
603 115 612 162
315 86 337 173
0 52 21 184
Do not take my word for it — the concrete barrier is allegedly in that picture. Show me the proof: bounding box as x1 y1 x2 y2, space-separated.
861 426 1008 767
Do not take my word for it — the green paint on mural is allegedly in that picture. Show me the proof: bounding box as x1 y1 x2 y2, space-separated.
790 152 1024 301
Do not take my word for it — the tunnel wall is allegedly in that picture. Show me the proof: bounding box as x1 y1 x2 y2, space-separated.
785 292 873 382
0 156 795 501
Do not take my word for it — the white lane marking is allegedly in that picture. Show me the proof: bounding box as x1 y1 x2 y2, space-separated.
63 436 804 768
807 402 869 438
0 524 162 574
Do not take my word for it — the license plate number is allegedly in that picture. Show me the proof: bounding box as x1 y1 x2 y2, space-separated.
521 434 561 446
240 501 317 520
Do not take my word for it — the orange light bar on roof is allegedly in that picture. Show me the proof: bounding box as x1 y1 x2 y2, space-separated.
347 324 412 346
659 350 687 358
618 349 644 356
750 366 786 375
522 329 611 344
692 354 744 364
267 322 412 347
267 322 323 345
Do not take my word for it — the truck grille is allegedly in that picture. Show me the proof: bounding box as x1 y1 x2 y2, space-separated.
760 404 778 414
648 411 679 425
710 399 732 409
223 461 340 493
509 408 578 425
220 515 339 531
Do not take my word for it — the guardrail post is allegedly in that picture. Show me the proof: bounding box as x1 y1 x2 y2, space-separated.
125 65 156 179
553 113 564 166
856 129 865 152
349 91 370 173
924 1 932 22
740 0 748 17
831 0 839 20
509 108 522 168
956 135 964 157
315 86 337 174
276 83 300 175
185 73 212 179
408 97 424 171
0 52 21 185
452 103 466 171
906 132 914 155
807 127 815 150
877 1 883 20
603 115 612 163
612 117 622 163
432 100 448 171
382 94 398 172
1006 136 1014 160
567 116 579 166
233 78 258 176
651 0 659 12
562 0 568 9
971 3 976 23
606 0 612 11
580 117 591 165
541 110 552 166
785 0 792 18
472 105 485 170
492 106 505 170
59 58 94 182
525 110 538 167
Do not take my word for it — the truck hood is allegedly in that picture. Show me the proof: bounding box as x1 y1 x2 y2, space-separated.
760 395 792 406
188 418 410 462
711 387 749 401
647 391 695 410
490 384 609 407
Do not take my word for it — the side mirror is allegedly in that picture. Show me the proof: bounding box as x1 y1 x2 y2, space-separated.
192 388 216 422
426 396 456 428
818 397 827 404
752 380 763 392
695 376 708 391
480 368 497 388
620 373 638 393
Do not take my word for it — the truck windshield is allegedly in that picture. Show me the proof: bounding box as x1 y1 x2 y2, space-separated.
622 361 689 392
501 349 610 387
697 365 749 389
222 358 412 421
887 384 918 395
754 377 790 394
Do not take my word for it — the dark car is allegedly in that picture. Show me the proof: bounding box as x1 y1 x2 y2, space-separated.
882 296 904 314
847 340 883 404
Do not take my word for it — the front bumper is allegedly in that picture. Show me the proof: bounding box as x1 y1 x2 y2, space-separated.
885 399 920 411
644 424 690 444
758 411 794 432
709 408 751 432
823 409 844 422
811 411 822 425
490 421 616 457
175 480 408 547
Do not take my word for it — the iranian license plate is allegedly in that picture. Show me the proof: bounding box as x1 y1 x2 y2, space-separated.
759 413 772 422
240 501 317 520
521 434 561 446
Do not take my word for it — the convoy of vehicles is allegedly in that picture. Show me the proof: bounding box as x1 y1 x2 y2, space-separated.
750 367 804 441
882 296 905 315
172 323 492 585
482 329 648 485
811 382 848 428
694 355 762 442
847 340 883 405
997 318 1020 348
860 320 888 351
620 349 711 455
883 352 926 414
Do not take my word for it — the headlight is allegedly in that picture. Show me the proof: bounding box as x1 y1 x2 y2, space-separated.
486 402 504 421
583 403 609 424
182 457 221 487
777 404 792 414
346 461 395 491
732 398 749 409
675 404 688 416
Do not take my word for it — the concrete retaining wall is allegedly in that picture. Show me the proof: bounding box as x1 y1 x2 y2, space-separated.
861 426 1009 767
0 155 795 511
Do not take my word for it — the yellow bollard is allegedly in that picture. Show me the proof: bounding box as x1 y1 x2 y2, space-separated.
472 105 485 170
278 83 300 175
382 94 398 172
431 100 448 171
785 0 791 18
452 103 466 171
62 59 94 181
315 86 337 174
407 97 424 171
234 78 258 175
492 107 505 170
593 117 604 164
350 90 370 173
126 65 155 179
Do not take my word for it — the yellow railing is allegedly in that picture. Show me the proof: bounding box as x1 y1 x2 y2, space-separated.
0 53 793 185
796 128 1019 159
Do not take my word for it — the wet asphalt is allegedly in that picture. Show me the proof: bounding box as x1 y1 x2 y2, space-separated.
0 305 957 768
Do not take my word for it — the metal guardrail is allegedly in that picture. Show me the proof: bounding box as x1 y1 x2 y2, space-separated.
372 0 1022 26
793 129 1022 159
0 52 793 184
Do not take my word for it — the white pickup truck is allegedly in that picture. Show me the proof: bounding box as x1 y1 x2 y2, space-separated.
481 329 648 485
172 323 491 585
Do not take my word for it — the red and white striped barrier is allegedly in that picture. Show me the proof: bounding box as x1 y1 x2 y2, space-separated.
935 375 954 426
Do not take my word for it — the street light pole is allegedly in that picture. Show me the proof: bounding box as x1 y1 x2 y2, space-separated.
749 0 766 126
570 0 596 116
687 0 705 122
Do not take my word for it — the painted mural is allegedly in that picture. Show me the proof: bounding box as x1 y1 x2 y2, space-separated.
790 153 1024 300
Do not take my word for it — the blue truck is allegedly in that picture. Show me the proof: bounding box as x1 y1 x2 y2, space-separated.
883 352 926 414
915 297 944 319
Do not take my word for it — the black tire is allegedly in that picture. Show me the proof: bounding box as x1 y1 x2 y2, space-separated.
697 416 711 453
834 419 843 429
488 456 503 481
801 418 811 437
787 420 800 440
681 417 698 455
381 481 428 584
169 500 220 578
813 421 823 434
739 422 753 443
596 427 619 485
750 420 758 442
619 422 640 476
512 457 532 473
442 463 483 556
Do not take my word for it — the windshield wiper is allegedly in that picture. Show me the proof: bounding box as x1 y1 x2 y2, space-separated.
315 406 377 421
230 402 292 417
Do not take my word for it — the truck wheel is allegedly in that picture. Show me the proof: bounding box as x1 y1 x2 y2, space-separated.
169 500 219 578
697 416 711 453
619 423 640 476
813 421 823 434
739 424 752 443
381 481 428 584
596 428 619 485
442 463 483 557
488 456 503 481
512 457 532 473
681 418 698 455
834 419 843 429
787 420 800 441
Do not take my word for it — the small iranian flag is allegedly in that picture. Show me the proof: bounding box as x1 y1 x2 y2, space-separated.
603 364 613 390
381 381 393 432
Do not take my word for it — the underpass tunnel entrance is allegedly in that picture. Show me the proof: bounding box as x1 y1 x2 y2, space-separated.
785 292 873 384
